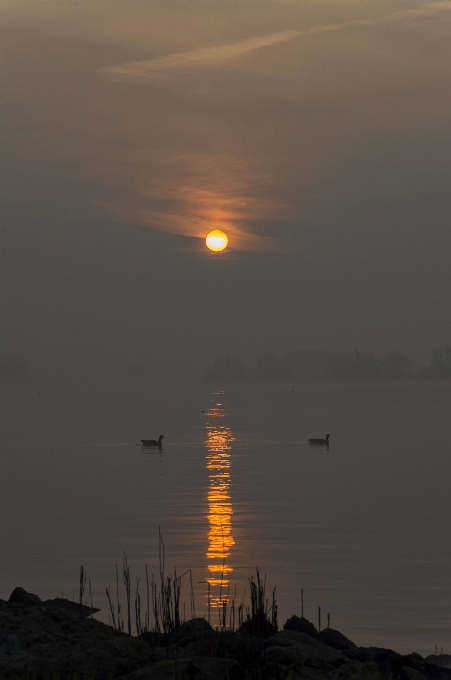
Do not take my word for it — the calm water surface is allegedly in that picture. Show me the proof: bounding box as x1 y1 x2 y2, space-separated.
2 383 450 654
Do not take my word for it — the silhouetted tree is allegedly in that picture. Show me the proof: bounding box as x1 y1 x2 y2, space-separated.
285 349 344 381
255 354 291 381
419 344 451 380
330 350 381 381
380 351 412 380
205 355 248 382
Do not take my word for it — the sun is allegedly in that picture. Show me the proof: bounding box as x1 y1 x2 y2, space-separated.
206 230 228 252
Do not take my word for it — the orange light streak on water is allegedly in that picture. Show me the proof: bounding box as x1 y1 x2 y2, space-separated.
204 397 235 607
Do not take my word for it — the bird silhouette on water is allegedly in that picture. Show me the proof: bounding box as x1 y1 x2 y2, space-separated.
308 434 330 445
141 435 164 447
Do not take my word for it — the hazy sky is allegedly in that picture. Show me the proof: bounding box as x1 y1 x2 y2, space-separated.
2 0 451 382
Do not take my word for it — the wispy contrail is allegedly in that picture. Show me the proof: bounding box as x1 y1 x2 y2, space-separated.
102 1 451 79
103 30 302 77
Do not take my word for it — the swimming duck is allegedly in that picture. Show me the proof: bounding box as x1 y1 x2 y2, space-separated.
141 435 164 446
308 434 330 445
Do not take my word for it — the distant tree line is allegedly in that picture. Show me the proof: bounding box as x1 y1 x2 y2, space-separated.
204 344 451 383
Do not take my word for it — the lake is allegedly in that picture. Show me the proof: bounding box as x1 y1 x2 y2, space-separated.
1 382 450 655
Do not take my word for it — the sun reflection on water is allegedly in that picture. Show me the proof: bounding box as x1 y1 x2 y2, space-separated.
205 395 235 608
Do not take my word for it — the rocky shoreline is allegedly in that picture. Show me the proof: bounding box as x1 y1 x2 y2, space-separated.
1 588 450 680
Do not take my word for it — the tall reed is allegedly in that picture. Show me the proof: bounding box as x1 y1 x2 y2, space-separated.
123 553 132 635
106 530 195 636
240 568 277 636
79 566 86 615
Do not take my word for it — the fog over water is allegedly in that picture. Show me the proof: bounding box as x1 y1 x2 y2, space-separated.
2 383 450 654
1 0 451 656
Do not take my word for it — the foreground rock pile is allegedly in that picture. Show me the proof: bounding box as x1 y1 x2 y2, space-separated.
1 588 450 679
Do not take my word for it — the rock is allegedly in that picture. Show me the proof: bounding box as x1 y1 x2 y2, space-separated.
344 646 402 664
296 667 334 679
189 657 242 680
283 616 319 639
423 664 451 680
0 600 153 678
329 660 366 679
305 657 334 671
265 645 300 665
262 662 327 680
117 657 241 680
206 630 264 665
7 589 99 616
139 631 170 648
43 597 100 617
266 630 346 666
117 659 202 680
146 619 215 658
263 662 302 679
319 629 356 651
169 618 214 646
173 636 214 658
141 627 264 666
238 613 277 638
8 587 41 605
401 668 428 680
426 656 451 670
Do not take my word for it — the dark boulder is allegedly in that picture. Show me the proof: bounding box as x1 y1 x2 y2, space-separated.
139 631 170 647
319 628 356 651
344 646 402 664
8 587 41 606
7 589 99 617
426 656 451 670
117 657 241 680
265 630 346 666
206 630 264 665
331 660 367 679
43 597 100 617
265 645 299 665
262 662 304 679
0 600 154 678
238 613 277 638
423 664 451 679
169 618 214 645
166 618 215 656
401 668 428 680
283 616 319 639
304 657 334 671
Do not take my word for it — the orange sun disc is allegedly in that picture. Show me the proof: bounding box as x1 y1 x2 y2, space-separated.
206 230 228 252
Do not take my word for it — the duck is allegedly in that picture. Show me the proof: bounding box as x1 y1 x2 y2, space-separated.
308 434 330 445
141 435 164 447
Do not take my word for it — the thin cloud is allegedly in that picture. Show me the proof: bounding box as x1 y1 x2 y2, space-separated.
91 152 289 251
102 2 451 79
103 30 302 77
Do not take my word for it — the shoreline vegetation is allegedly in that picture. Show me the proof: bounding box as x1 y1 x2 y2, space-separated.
1 555 450 680
204 345 451 384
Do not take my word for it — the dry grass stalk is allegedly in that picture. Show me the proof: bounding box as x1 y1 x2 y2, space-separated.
79 566 86 615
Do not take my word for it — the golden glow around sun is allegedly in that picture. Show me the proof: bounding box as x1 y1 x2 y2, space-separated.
206 230 228 252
